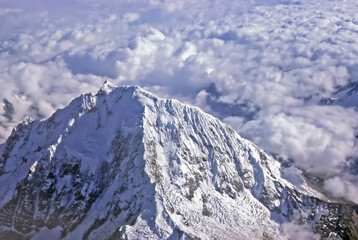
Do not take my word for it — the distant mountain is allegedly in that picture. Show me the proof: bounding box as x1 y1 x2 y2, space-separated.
0 82 357 240
1 99 14 122
315 81 358 108
334 81 358 108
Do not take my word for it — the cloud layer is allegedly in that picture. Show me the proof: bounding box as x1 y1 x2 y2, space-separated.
0 0 358 202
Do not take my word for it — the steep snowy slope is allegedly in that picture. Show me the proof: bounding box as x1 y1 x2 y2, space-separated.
0 82 357 240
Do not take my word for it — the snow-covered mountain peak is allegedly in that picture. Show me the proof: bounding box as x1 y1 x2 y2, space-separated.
0 84 357 240
98 80 117 95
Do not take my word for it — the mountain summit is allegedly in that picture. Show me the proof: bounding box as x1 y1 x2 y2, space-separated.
0 82 357 240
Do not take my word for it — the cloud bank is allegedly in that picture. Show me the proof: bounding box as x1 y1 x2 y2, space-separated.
0 0 358 202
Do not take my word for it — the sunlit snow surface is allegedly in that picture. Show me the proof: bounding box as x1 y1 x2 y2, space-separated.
0 84 330 239
0 0 357 203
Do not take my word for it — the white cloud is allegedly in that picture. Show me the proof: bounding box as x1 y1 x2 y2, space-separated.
324 176 358 203
238 106 358 175
282 222 320 240
0 0 358 203
0 8 22 16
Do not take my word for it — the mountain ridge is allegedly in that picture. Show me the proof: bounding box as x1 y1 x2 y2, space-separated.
0 82 357 240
